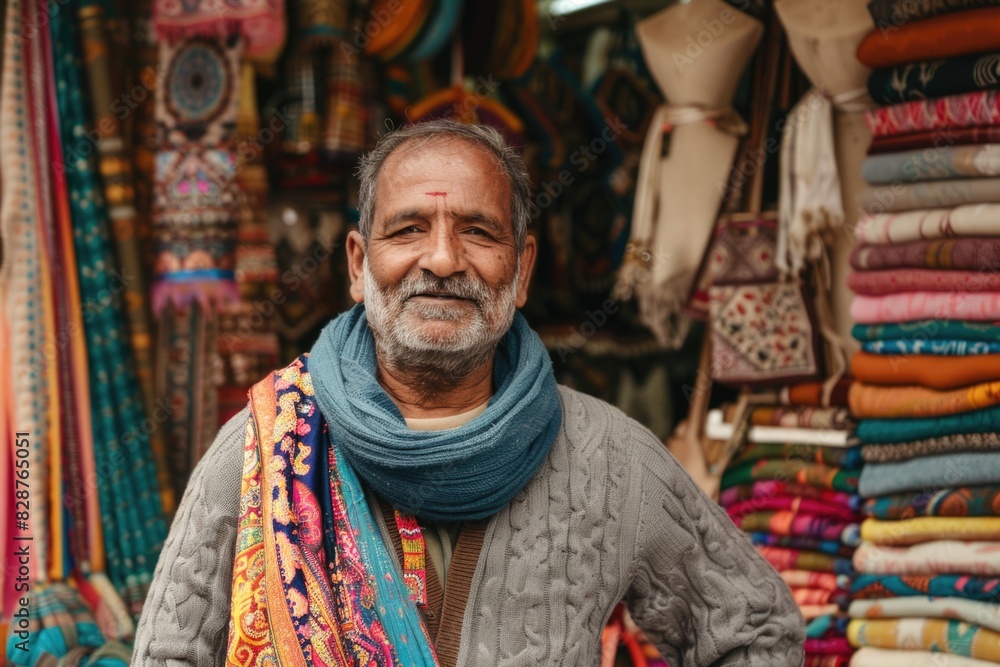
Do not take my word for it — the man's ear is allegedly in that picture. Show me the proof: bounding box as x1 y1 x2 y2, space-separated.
515 233 537 308
346 230 366 303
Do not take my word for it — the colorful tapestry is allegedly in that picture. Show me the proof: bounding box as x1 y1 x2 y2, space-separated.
868 52 1000 105
225 357 437 666
851 351 1000 389
854 540 1000 576
847 618 1000 662
863 179 1000 214
705 218 779 286
757 546 856 576
864 487 1000 519
860 516 1000 546
867 0 1000 26
869 125 1000 154
153 0 285 60
729 443 863 469
863 144 1000 185
852 574 1000 601
862 339 1000 355
857 6 1000 67
734 512 860 545
850 380 1000 418
720 481 862 511
748 406 855 430
722 460 860 494
848 270 1000 296
850 597 1000 633
852 320 1000 342
858 452 1000 493
750 533 857 558
726 496 860 522
856 205 1000 244
863 433 1000 463
866 91 1000 137
852 237 1000 271
850 647 999 667
852 292 1000 324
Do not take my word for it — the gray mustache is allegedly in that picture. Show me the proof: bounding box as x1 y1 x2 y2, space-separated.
400 275 489 302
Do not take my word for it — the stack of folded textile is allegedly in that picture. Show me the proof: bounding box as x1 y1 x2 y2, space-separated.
845 2 1000 663
712 393 862 667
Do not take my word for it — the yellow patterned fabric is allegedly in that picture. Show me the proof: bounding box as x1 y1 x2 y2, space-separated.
848 618 1000 662
860 517 1000 546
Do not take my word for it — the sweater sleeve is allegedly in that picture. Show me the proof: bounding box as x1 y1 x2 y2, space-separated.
623 430 805 667
131 409 248 667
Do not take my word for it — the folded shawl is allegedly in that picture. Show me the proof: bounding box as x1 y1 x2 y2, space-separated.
851 574 1000 601
853 540 1000 575
868 51 1000 105
849 380 1000 418
867 0 1000 26
847 618 1000 662
782 570 851 592
862 433 1000 463
848 270 1000 296
858 452 1000 494
726 496 861 522
861 145 1000 184
860 516 1000 545
861 339 1000 355
863 487 1000 519
850 597 1000 634
855 205 1000 245
749 406 855 430
734 511 860 545
852 320 1000 342
720 481 862 511
722 459 860 493
749 532 858 558
792 587 850 608
866 90 1000 137
869 125 1000 154
856 6 1000 69
851 351 1000 388
852 292 1000 324
862 179 1000 214
757 546 856 575
729 443 863 469
850 647 998 667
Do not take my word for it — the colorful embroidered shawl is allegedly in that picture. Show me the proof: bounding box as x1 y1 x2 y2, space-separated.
861 339 1000 355
868 52 1000 105
852 320 1000 342
860 516 1000 546
226 356 438 666
852 292 1000 324
866 90 1000 137
855 205 1000 244
847 618 1000 662
863 487 1000 519
848 270 1000 296
853 540 1000 576
850 597 1000 634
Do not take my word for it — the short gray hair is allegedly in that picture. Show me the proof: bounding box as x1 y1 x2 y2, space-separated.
356 120 530 253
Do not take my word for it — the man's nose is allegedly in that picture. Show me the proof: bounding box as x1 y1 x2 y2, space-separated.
417 226 467 277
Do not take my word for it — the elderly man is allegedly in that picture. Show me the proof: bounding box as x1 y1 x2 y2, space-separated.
132 120 804 666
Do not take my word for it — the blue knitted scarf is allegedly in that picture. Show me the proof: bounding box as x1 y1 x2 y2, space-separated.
308 305 562 521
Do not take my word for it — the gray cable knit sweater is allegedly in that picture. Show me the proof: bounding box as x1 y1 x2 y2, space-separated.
131 386 805 666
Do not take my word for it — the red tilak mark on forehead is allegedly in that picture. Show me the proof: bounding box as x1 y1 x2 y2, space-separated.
425 192 448 197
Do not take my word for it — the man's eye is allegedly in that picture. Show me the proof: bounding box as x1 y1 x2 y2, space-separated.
465 227 491 238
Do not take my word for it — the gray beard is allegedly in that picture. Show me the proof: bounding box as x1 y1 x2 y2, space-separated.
363 260 518 393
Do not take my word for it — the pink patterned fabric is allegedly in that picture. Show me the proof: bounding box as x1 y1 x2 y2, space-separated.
848 270 1000 295
866 90 1000 138
852 292 1000 323
726 497 860 522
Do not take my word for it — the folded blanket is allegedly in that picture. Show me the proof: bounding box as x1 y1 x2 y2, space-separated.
781 379 853 407
863 433 1000 462
726 496 861 522
749 406 855 430
858 452 1000 494
868 52 1000 105
853 320 1000 342
870 125 1000 155
860 516 1000 545
848 618 1000 662
792 587 850 608
749 532 858 558
861 145 1000 184
862 339 1000 355
857 7 1000 68
856 206 1000 244
852 292 1000 324
854 540 1000 575
806 613 851 640
757 546 856 575
850 647 997 667
852 574 1000 601
866 91 1000 137
720 481 862 511
852 351 1000 389
862 179 1000 214
735 511 860 545
729 443 863 469
849 380 1000 418
848 270 1000 296
707 411 853 447
850 597 1000 633
782 570 851 592
863 487 1000 519
722 459 860 493
801 605 843 622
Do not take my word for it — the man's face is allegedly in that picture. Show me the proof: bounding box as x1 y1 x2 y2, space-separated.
346 137 536 373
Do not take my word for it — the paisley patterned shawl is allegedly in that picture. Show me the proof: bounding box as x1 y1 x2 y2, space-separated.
226 356 438 667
